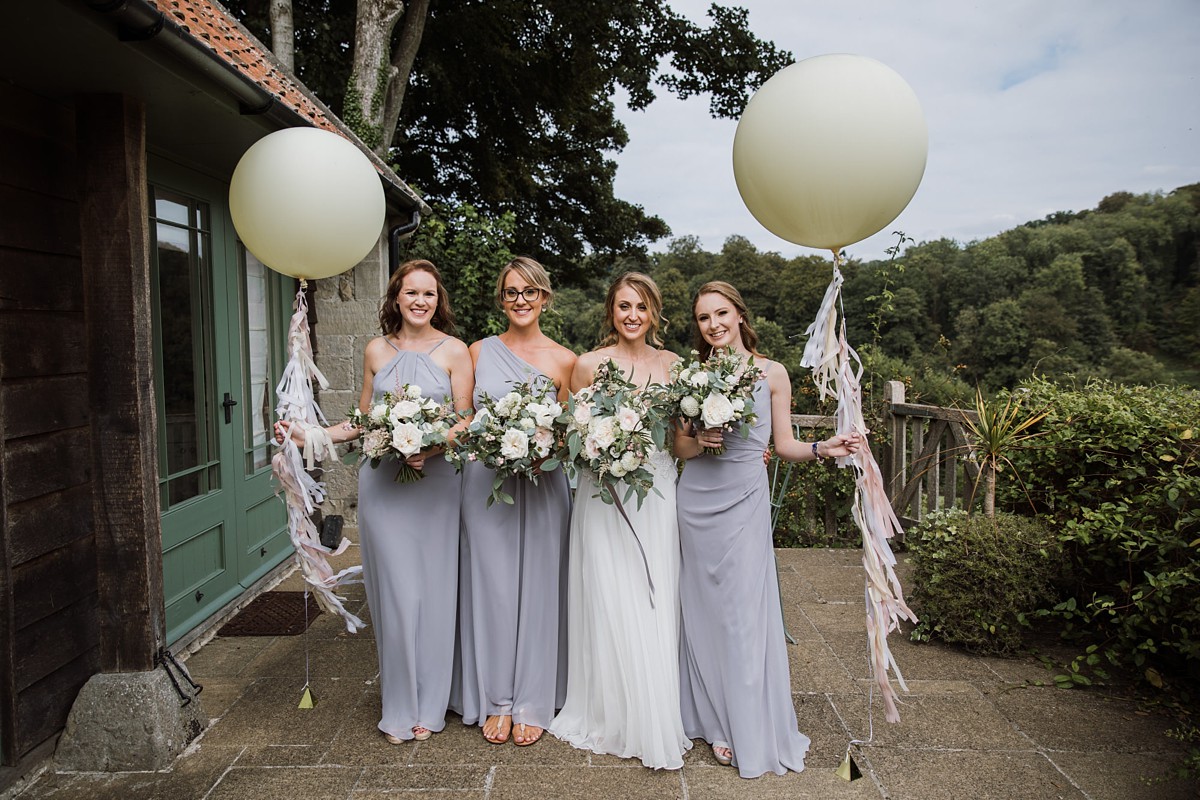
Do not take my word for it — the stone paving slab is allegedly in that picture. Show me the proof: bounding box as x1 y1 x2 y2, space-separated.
6 548 1194 800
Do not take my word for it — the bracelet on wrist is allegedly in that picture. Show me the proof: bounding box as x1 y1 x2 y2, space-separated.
812 441 822 460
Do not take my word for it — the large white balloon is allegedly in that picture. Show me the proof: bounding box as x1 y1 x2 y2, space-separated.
229 127 386 280
733 54 928 251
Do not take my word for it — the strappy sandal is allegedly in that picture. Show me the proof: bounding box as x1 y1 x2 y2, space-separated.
413 726 432 741
483 714 511 744
513 723 544 746
712 742 733 766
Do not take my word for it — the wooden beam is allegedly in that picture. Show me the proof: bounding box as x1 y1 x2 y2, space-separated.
75 94 163 672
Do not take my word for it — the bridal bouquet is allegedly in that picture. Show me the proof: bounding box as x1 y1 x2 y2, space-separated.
562 359 670 508
347 384 458 483
665 348 763 455
450 377 564 506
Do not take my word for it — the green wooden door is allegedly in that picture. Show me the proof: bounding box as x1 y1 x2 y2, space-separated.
149 157 292 644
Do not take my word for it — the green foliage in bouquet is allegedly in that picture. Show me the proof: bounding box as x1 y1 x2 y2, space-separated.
665 348 763 455
450 378 564 506
561 359 670 508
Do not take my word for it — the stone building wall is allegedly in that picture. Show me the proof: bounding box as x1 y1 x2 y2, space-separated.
311 235 390 535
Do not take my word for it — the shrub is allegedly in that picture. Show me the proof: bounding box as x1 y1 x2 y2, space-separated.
1002 378 1200 685
907 509 1061 655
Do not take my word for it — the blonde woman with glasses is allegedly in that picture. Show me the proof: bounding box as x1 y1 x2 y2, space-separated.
451 257 576 748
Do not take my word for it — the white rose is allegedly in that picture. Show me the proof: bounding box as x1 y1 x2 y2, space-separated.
701 393 736 427
589 416 617 449
608 462 628 478
496 391 522 418
390 398 421 421
583 435 602 461
499 428 529 460
422 397 440 412
615 405 640 432
527 402 558 429
473 407 492 427
680 395 701 418
520 416 537 432
405 384 423 399
369 403 389 423
533 427 554 457
573 401 593 427
731 397 745 412
619 451 640 472
689 371 709 387
390 421 423 456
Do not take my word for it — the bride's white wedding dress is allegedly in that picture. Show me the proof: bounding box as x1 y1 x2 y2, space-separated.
549 449 692 769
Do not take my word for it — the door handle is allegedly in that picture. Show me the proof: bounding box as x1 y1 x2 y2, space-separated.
222 392 238 424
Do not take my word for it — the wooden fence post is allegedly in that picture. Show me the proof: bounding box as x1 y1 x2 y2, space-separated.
881 381 905 498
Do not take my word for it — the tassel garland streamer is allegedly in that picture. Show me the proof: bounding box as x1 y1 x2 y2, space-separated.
805 260 916 723
271 284 365 633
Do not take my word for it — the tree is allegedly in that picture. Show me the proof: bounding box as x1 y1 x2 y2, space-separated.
223 0 793 282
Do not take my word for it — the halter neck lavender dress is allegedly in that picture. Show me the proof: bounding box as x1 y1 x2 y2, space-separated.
451 336 571 731
676 376 811 778
357 337 461 740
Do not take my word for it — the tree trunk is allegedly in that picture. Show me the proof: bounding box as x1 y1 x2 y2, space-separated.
269 0 295 72
380 0 430 154
983 464 996 519
348 0 408 155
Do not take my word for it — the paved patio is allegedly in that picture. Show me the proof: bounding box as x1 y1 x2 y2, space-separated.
6 548 1195 800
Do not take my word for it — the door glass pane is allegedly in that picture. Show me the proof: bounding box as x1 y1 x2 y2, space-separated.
152 188 219 508
241 248 277 473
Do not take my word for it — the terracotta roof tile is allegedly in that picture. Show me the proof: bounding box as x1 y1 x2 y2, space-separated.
143 0 427 211
147 0 340 135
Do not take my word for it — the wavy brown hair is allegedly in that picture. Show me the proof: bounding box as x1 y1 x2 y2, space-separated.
379 259 456 336
691 280 761 360
494 256 554 310
598 272 665 348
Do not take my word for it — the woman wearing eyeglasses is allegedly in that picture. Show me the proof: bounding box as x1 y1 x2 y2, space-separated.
451 257 576 748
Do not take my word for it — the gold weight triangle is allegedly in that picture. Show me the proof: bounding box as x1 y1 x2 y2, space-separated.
298 685 316 709
835 748 862 782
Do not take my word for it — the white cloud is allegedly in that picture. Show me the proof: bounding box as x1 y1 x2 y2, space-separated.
612 0 1200 261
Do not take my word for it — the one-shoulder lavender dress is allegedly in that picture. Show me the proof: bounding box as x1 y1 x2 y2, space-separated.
451 336 571 731
357 337 461 740
676 375 811 778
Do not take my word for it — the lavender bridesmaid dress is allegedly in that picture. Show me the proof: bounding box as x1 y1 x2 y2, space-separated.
451 336 571 731
357 337 461 740
676 375 811 778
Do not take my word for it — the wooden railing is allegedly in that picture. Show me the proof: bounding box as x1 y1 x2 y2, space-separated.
770 381 980 539
878 381 980 529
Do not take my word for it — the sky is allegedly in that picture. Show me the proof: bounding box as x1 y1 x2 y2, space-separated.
611 0 1200 261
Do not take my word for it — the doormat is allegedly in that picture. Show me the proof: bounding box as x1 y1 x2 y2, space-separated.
217 591 322 636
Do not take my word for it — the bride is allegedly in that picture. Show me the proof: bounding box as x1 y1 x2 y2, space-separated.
548 272 691 769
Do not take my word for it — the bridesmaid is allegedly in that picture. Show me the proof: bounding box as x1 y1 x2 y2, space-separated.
674 280 862 777
276 259 473 743
452 256 576 747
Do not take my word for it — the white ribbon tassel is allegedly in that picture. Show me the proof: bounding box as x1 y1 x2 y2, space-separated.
270 284 365 634
800 265 845 402
808 260 916 723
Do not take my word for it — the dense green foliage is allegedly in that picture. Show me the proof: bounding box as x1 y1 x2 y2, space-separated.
907 509 1062 655
999 378 1199 685
223 0 791 283
838 185 1200 395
